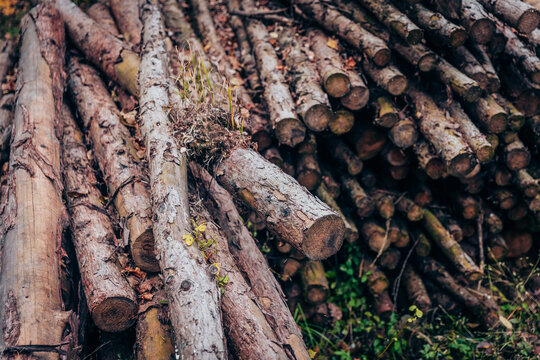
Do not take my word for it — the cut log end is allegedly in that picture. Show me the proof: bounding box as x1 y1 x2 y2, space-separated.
297 169 321 191
373 49 392 67
303 214 345 260
251 130 273 152
450 28 468 47
518 9 540 34
470 19 494 44
406 29 424 45
93 297 138 333
341 87 370 111
449 153 476 177
131 229 160 273
387 75 408 96
275 118 306 147
506 150 531 171
325 73 350 98
418 53 438 72
306 286 329 305
487 113 508 134
304 104 332 132
329 110 355 135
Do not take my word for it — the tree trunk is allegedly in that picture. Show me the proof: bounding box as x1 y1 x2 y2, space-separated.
189 163 310 360
308 28 350 98
499 63 540 117
87 3 120 36
463 94 508 134
357 0 424 44
294 0 391 66
216 148 345 260
138 2 226 358
460 0 495 44
479 0 540 34
362 60 408 96
135 307 175 360
110 0 142 49
491 93 525 131
0 6 69 359
53 0 140 97
67 57 158 272
515 169 539 198
62 105 137 333
468 43 500 93
391 40 439 73
278 26 332 131
360 255 390 295
406 84 477 177
448 46 491 91
504 137 531 171
372 189 395 220
297 132 317 155
243 0 305 147
422 209 483 281
379 248 401 270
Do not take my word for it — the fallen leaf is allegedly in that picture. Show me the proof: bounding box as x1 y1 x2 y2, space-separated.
141 293 153 301
327 38 339 50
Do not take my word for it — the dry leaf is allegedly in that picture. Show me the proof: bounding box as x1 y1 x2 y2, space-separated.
327 38 339 50
141 293 153 301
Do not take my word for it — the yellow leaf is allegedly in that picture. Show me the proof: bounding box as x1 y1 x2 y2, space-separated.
308 349 317 359
183 233 194 246
195 223 207 233
327 39 339 50
498 314 513 330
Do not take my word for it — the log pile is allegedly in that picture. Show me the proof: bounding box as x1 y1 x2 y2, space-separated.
0 0 538 358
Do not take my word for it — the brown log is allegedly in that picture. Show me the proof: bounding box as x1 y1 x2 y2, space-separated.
434 57 482 102
487 235 507 260
341 175 376 218
349 121 388 160
276 240 293 254
243 1 305 147
413 140 446 179
515 169 539 198
372 95 399 128
468 43 500 93
389 113 418 149
135 307 175 360
489 163 512 186
361 221 390 253
414 231 432 257
478 0 540 34
357 0 424 44
280 258 303 281
53 0 140 96
264 146 284 168
197 207 290 359
216 148 345 260
301 261 329 305
294 0 391 66
324 137 363 175
278 26 332 132
460 0 495 44
411 183 432 207
110 0 142 48
87 3 120 36
407 84 477 177
483 204 503 234
316 183 359 243
0 39 14 85
62 105 137 332
297 132 317 155
296 153 321 191
491 187 518 210
381 145 409 167
422 209 482 281
0 6 69 359
362 60 408 96
504 137 531 171
372 291 394 317
329 109 355 135
139 2 226 357
504 229 533 258
463 94 508 134
379 248 401 270
404 2 467 47
360 255 390 295
456 195 481 220
431 208 464 242
448 46 490 91
340 68 369 110
499 63 540 116
68 58 158 272
0 94 14 160
396 196 424 222
308 28 350 98
403 265 432 312
372 189 395 220
321 167 340 198
491 93 525 131
391 40 439 73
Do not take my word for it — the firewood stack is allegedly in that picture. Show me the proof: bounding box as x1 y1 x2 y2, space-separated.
0 0 538 358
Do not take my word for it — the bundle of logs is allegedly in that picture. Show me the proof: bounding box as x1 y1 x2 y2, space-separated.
0 0 538 358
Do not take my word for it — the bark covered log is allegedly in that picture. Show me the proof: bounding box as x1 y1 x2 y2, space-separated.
135 307 175 360
53 0 140 96
110 0 143 49
0 5 69 359
434 57 482 102
68 57 158 272
62 105 137 333
341 174 376 218
478 0 540 34
413 139 446 179
138 2 226 357
349 121 388 160
329 109 355 135
216 148 345 260
389 113 418 149
340 68 369 110
296 153 321 190
403 265 432 312
499 63 540 116
190 163 310 360
362 60 408 96
372 95 398 128
87 3 120 36
316 183 359 243
324 137 363 176
460 0 495 44
301 261 329 305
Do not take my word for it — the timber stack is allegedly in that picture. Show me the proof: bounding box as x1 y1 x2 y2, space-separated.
0 0 538 358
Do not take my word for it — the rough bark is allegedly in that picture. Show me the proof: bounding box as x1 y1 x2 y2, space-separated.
341 175 376 218
372 189 395 219
324 137 363 176
444 99 495 163
135 307 175 360
110 0 143 49
403 265 432 312
0 94 14 160
491 93 525 131
448 46 491 91
301 261 329 305
68 57 158 272
424 0 463 22
468 43 500 93
216 148 345 260
53 0 140 97
316 183 359 243
0 6 69 359
422 209 483 281
460 0 495 44
407 84 477 177
479 0 540 34
499 63 540 116
296 153 321 191
87 3 120 36
362 60 408 96
0 39 15 85
405 3 467 47
243 0 305 147
197 207 289 359
329 109 355 135
434 58 482 102
308 28 350 98
278 26 332 131
340 69 369 110
463 94 508 134
412 139 446 179
294 0 391 66
515 169 539 198
357 0 424 44
349 122 388 160
189 163 311 360
392 40 439 73
62 105 137 333
138 2 226 358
